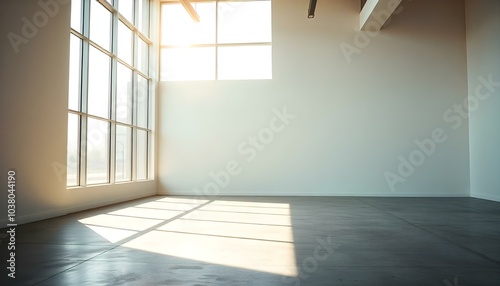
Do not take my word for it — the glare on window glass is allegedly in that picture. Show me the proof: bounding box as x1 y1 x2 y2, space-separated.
116 125 132 182
87 118 110 185
218 45 272 80
136 75 148 128
118 0 134 23
116 63 133 124
71 0 82 33
137 0 150 36
88 46 111 118
161 47 216 81
90 1 111 51
218 1 272 44
136 130 148 180
68 35 81 111
67 113 79 186
137 37 149 75
161 3 216 45
118 21 133 65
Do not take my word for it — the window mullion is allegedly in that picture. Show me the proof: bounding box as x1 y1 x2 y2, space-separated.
132 1 140 181
78 0 91 187
132 127 138 181
215 0 219 80
97 0 115 13
109 122 116 184
109 7 119 185
79 115 88 187
146 131 151 180
69 0 152 187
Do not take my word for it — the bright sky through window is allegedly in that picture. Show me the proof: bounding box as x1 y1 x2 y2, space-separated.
160 0 272 81
68 0 152 187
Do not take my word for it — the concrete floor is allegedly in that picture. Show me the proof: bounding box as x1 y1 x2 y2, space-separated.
1 196 500 286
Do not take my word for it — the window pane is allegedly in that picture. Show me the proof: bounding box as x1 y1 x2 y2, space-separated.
218 45 272 80
136 130 147 180
118 0 134 23
88 46 111 118
118 21 133 65
137 37 149 75
116 125 132 181
68 35 81 111
137 0 149 36
136 75 148 128
116 63 133 124
218 1 272 44
71 0 82 33
87 118 110 185
161 47 215 81
90 1 112 51
67 113 79 186
161 3 216 45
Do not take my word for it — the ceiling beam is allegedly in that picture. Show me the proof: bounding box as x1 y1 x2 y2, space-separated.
360 0 402 31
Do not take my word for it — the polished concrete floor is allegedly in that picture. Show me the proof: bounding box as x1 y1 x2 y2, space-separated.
1 196 500 286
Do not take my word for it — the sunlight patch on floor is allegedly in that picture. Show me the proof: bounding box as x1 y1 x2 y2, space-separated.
84 225 138 243
108 207 184 220
79 214 164 231
78 198 297 276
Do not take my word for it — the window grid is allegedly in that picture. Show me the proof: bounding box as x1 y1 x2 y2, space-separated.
160 0 272 81
68 0 152 187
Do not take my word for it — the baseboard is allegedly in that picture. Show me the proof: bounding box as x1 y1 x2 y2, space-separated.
157 190 470 197
0 192 155 227
0 208 68 228
1 191 476 227
470 192 500 203
64 192 156 216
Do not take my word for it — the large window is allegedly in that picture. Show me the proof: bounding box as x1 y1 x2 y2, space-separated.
160 0 272 81
68 0 152 187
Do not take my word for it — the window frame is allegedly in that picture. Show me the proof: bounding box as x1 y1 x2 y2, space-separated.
68 0 153 188
160 0 272 81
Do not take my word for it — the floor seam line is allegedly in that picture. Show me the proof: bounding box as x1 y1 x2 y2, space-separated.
356 198 500 267
32 199 216 285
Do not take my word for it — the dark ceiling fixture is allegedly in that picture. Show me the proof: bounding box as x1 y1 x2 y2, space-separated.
308 0 317 18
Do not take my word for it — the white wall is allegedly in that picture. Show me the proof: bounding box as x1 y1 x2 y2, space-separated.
0 0 157 225
0 0 477 226
466 0 500 202
158 0 470 197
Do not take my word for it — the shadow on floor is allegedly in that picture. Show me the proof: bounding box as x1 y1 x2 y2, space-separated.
1 196 500 285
